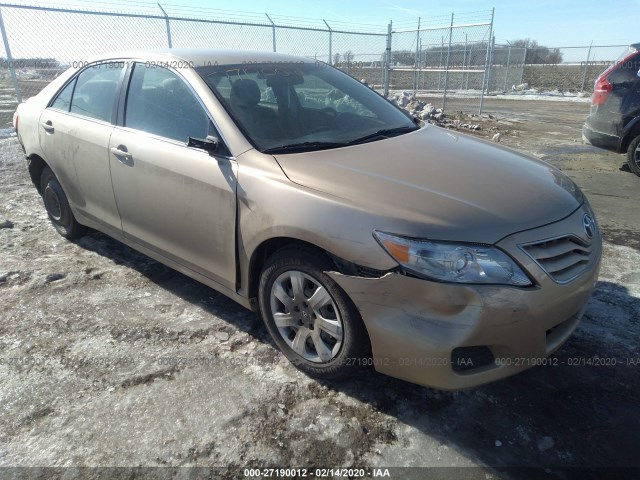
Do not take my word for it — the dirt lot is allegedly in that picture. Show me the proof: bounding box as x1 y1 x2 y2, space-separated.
1 98 639 479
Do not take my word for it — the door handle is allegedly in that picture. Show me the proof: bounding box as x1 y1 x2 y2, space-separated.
110 146 133 165
41 121 54 133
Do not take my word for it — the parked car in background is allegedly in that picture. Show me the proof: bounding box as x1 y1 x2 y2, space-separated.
14 49 601 389
583 43 640 176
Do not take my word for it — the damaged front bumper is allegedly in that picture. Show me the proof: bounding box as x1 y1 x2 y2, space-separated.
327 206 602 390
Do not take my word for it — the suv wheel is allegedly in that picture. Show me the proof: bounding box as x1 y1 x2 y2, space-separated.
627 135 640 177
258 246 370 379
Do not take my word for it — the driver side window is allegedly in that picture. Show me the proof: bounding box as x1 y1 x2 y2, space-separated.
125 64 211 143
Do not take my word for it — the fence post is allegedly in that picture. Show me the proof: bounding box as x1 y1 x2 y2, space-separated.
413 17 420 92
519 47 526 86
265 13 276 52
157 3 172 48
442 13 454 112
0 7 21 103
486 35 495 93
466 41 474 90
323 20 332 65
479 7 495 114
503 43 512 92
418 38 422 90
437 36 443 90
462 34 468 90
384 21 392 97
581 40 593 92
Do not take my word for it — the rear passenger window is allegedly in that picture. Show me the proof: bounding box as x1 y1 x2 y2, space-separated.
125 63 210 143
609 54 640 84
50 78 76 112
70 63 123 122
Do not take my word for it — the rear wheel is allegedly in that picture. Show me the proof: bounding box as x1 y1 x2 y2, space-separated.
258 246 370 379
40 167 87 239
627 135 640 177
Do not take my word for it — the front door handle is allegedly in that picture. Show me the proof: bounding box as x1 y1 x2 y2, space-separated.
41 121 54 133
110 145 133 165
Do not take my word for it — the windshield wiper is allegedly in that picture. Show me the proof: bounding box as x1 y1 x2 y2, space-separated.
347 126 418 146
262 141 348 154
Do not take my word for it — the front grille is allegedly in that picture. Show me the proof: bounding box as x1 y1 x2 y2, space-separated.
521 235 594 284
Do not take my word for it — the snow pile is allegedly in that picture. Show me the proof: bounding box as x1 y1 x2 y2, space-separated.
498 88 591 102
387 87 592 102
0 128 17 140
388 91 480 131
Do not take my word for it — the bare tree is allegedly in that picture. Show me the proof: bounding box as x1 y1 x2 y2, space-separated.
510 38 563 64
343 50 354 65
390 50 415 66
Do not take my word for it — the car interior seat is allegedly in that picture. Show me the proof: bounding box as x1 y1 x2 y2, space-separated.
229 79 281 140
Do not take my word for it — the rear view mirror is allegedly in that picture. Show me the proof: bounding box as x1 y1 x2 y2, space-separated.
265 74 304 88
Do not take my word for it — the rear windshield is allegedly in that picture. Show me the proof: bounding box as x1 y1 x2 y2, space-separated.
609 47 640 84
196 62 416 153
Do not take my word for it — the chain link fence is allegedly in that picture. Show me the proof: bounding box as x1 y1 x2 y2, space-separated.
486 44 629 94
388 11 494 113
0 1 634 130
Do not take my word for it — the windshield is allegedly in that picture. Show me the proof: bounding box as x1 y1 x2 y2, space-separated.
196 62 417 153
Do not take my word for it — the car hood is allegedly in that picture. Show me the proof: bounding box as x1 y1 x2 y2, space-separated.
273 125 581 244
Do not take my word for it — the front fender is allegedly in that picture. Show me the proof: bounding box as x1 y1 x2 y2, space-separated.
235 150 401 296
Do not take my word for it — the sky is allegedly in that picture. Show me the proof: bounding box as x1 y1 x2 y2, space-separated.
152 0 637 47
7 0 638 47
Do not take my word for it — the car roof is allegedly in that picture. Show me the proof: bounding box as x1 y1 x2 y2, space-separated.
84 49 315 66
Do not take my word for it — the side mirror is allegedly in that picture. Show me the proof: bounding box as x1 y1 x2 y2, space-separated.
188 135 220 154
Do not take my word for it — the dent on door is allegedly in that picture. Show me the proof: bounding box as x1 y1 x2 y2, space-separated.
108 131 238 290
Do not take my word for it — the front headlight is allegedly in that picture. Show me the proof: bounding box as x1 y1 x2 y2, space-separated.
373 231 532 286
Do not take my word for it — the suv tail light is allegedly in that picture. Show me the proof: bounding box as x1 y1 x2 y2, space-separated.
592 75 612 106
12 110 18 131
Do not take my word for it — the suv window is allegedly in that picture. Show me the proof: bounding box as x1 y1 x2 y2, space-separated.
70 63 123 122
125 63 210 143
609 53 640 84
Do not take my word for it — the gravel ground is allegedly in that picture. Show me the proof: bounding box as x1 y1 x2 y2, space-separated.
1 99 639 479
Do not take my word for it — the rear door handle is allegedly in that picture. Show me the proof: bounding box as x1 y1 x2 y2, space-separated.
41 121 54 133
110 146 133 165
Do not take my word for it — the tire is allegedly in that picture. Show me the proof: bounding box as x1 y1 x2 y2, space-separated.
627 135 640 177
40 167 87 240
258 246 370 379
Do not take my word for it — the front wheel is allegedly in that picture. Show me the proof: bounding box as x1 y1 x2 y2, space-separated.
258 247 370 379
40 167 87 239
627 135 640 177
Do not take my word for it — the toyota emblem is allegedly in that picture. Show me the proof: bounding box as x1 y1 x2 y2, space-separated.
583 214 596 238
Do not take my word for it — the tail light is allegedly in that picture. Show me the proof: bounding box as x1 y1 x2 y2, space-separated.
12 110 18 131
592 75 612 106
